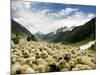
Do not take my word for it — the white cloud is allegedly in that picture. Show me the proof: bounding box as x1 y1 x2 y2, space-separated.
12 1 31 10
44 8 78 19
12 1 95 34
59 8 78 16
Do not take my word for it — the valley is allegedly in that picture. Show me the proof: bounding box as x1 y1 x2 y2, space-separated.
11 18 96 75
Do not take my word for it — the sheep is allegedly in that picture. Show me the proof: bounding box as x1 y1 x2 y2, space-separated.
11 62 21 75
13 50 22 57
80 50 88 56
30 49 35 53
25 47 33 53
11 41 14 48
63 53 71 62
31 64 38 71
11 56 16 64
57 59 71 71
69 60 76 68
71 49 76 55
56 56 64 62
11 39 96 73
73 64 92 70
91 57 96 64
35 51 42 59
41 53 48 59
41 50 48 58
16 64 35 74
37 65 50 72
26 57 36 66
35 58 48 66
22 49 29 58
65 63 71 70
87 50 95 57
29 53 35 57
45 48 52 55
12 45 19 50
48 51 55 56
57 59 66 69
72 67 80 71
44 55 56 65
60 68 69 72
76 56 96 69
70 58 77 65
42 50 48 54
12 49 18 53
16 57 26 65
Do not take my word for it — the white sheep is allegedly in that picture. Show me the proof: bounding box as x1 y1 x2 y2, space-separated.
37 65 50 72
65 63 71 70
17 64 35 74
11 62 21 75
72 67 80 71
31 64 38 71
11 56 16 64
60 68 69 72
16 57 26 65
76 56 96 69
35 58 48 66
69 60 76 68
57 59 66 69
74 64 92 70
44 55 56 65
13 50 22 57
22 49 29 58
26 57 36 66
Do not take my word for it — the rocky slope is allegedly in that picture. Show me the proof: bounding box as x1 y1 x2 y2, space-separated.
11 19 37 42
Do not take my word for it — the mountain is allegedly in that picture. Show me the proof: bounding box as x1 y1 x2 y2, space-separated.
56 26 69 33
56 26 76 33
35 32 45 41
45 18 96 43
11 19 37 41
43 26 75 42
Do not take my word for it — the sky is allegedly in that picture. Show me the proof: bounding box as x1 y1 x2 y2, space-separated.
11 1 96 34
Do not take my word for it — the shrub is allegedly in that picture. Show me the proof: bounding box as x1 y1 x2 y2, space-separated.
12 34 20 44
27 36 31 41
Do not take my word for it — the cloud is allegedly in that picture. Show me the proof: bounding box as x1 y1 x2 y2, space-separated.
12 1 95 34
59 8 78 16
42 8 78 19
12 1 31 10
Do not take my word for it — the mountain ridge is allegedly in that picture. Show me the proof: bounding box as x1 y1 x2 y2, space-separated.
11 19 38 42
42 17 96 44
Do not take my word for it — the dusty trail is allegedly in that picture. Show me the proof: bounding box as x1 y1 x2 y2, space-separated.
80 40 95 50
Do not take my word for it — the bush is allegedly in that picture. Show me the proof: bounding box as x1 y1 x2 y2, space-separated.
90 43 96 50
27 36 31 41
26 35 37 41
12 34 20 44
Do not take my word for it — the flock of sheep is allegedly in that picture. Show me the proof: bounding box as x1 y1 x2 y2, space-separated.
11 39 96 75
